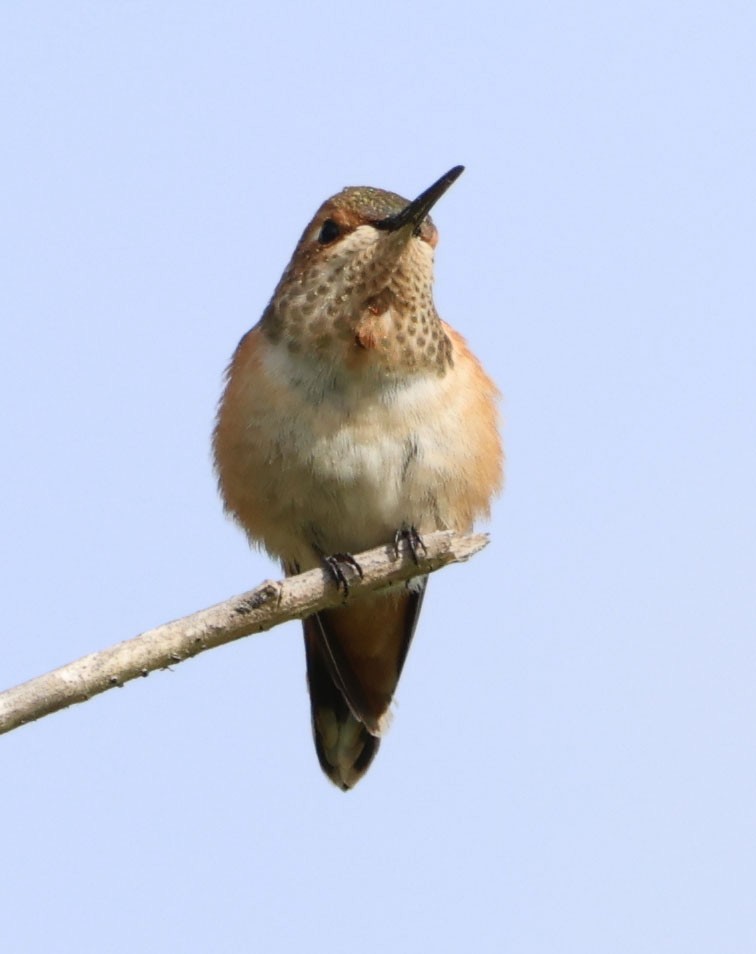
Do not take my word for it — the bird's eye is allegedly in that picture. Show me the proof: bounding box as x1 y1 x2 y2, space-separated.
318 219 341 245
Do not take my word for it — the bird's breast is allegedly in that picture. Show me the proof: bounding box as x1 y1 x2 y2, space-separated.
267 351 453 554
214 325 501 565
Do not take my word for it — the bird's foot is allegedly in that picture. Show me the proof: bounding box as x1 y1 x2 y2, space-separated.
321 552 363 597
393 525 427 564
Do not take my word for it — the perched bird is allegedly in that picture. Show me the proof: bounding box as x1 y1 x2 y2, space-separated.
214 166 502 789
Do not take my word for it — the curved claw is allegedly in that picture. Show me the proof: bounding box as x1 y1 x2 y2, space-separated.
322 552 363 596
393 525 427 564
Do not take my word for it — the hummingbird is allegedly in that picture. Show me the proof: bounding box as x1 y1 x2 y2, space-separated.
213 166 503 790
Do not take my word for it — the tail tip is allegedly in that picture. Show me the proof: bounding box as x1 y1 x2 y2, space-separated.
313 706 381 791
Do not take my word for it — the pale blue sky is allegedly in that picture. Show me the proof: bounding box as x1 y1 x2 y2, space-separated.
2 3 755 952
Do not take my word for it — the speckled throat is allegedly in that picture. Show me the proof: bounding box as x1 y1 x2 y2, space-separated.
260 207 454 383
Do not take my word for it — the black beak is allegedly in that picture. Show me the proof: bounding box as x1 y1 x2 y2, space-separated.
374 165 464 233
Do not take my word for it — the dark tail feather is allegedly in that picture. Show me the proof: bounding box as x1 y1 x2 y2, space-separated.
302 577 427 790
304 614 380 791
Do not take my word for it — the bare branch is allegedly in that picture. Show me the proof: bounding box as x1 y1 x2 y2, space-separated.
0 530 488 736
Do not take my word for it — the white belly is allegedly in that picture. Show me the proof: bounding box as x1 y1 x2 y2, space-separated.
276 373 449 555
